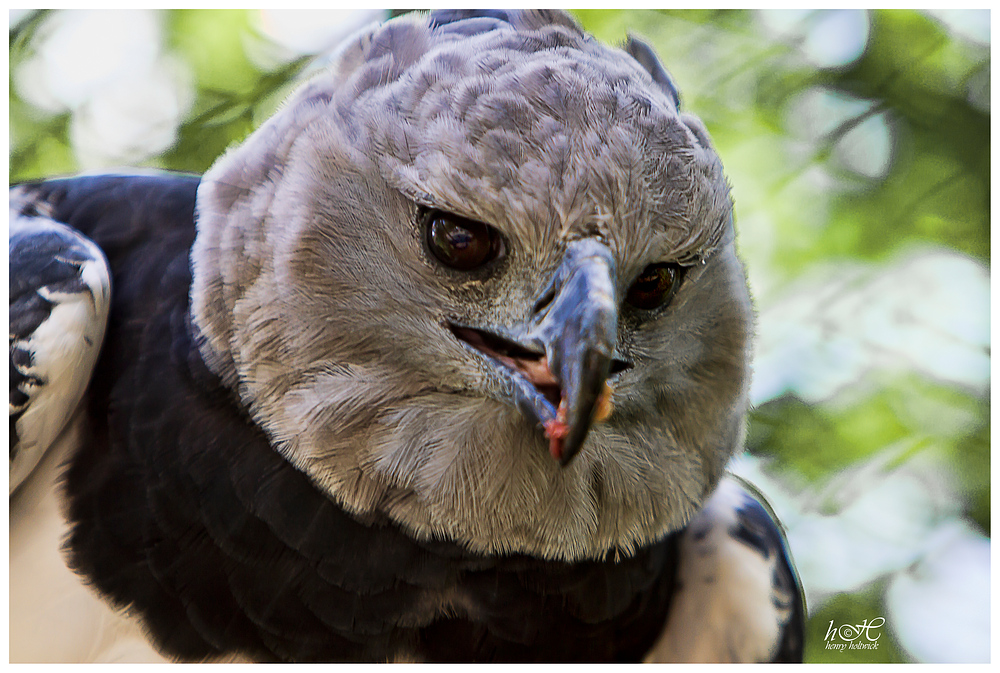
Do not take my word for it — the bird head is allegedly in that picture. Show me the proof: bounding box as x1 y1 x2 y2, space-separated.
190 10 752 561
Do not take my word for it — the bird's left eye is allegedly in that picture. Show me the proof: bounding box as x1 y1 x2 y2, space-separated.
425 210 504 271
625 262 685 310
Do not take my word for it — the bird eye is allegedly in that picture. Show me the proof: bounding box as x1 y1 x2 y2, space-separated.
625 263 685 310
425 209 503 271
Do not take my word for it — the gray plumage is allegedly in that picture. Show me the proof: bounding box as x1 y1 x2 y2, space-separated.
192 9 750 561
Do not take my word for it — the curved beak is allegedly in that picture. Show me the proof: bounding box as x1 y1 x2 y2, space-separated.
527 238 619 465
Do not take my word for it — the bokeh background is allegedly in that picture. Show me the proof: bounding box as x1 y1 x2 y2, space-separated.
8 9 990 663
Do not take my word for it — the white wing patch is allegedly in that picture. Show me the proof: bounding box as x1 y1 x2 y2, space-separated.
9 195 112 494
645 476 802 662
9 414 168 662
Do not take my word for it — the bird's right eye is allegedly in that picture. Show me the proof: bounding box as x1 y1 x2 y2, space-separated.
425 209 504 271
625 262 685 310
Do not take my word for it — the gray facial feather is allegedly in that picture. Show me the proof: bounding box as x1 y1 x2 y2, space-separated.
191 10 752 561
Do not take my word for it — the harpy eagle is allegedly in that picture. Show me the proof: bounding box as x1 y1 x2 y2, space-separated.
9 9 804 662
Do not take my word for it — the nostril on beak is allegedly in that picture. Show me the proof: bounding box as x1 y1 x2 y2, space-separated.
531 286 556 316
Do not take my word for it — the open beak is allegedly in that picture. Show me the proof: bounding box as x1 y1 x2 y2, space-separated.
450 238 625 466
526 238 620 465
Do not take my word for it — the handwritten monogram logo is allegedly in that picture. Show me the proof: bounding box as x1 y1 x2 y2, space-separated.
823 617 886 651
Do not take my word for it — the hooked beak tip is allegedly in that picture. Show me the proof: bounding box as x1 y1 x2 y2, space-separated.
545 380 616 466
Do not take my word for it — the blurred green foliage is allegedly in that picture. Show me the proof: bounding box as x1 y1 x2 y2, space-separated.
833 11 988 262
747 382 989 533
9 9 307 180
8 9 989 663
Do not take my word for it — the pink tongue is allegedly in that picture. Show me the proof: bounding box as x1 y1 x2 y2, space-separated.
501 355 567 460
544 411 569 461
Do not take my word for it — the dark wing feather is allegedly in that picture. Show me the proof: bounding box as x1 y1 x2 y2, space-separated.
729 484 806 662
9 190 111 493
